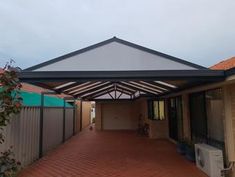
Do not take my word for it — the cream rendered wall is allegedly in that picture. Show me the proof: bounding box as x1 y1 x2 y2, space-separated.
131 98 148 123
75 100 92 132
148 101 168 139
226 83 235 177
75 100 81 132
96 101 139 130
95 80 235 174
95 103 102 130
96 100 143 131
102 101 138 130
163 79 235 172
95 99 169 139
223 84 235 164
132 98 168 139
82 101 92 129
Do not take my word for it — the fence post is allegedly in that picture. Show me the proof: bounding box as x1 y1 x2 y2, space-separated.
62 99 66 143
39 93 44 158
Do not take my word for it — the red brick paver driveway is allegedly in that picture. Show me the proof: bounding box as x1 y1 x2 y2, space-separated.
19 130 207 177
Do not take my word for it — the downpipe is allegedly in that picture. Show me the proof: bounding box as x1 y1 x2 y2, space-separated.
221 162 235 177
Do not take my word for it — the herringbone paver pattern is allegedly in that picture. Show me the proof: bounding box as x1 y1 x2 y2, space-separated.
19 129 207 177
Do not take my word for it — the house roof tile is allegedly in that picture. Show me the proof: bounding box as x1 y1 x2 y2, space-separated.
210 57 235 70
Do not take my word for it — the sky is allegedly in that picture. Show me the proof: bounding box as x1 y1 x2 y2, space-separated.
0 0 234 69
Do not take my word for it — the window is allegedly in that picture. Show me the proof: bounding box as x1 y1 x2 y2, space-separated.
189 88 224 148
168 97 183 141
190 92 207 141
206 89 224 143
148 100 165 120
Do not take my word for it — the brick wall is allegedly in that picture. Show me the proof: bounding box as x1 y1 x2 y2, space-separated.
222 83 235 176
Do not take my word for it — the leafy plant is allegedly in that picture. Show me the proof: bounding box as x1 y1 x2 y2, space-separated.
0 61 22 177
0 147 21 177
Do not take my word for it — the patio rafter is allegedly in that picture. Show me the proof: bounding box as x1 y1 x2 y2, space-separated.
119 82 159 96
67 82 103 94
55 81 92 93
79 84 114 98
85 87 115 100
128 81 163 93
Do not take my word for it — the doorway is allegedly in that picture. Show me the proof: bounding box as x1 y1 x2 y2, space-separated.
168 96 183 141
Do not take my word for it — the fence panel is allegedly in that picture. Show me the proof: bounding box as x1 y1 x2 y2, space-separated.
0 106 76 167
0 107 40 167
42 107 63 154
65 108 74 140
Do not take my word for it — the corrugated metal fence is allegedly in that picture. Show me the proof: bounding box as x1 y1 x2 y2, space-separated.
0 106 76 167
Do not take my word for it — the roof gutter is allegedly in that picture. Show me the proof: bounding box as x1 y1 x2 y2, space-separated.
18 70 225 82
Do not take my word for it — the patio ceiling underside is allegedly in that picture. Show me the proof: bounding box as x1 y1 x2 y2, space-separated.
49 80 178 100
24 79 217 100
19 70 225 100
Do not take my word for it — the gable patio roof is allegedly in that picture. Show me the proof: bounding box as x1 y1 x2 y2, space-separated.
19 37 226 100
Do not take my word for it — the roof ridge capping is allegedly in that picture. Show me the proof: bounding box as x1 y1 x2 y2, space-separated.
24 37 207 71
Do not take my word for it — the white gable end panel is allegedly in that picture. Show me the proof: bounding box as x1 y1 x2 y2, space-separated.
34 42 197 71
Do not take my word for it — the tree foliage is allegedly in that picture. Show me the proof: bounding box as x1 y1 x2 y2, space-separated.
0 62 22 177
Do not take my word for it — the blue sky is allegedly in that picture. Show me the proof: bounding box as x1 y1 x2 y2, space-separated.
0 0 234 69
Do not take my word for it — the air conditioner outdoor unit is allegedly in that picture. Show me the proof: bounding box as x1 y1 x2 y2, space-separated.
195 143 224 177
